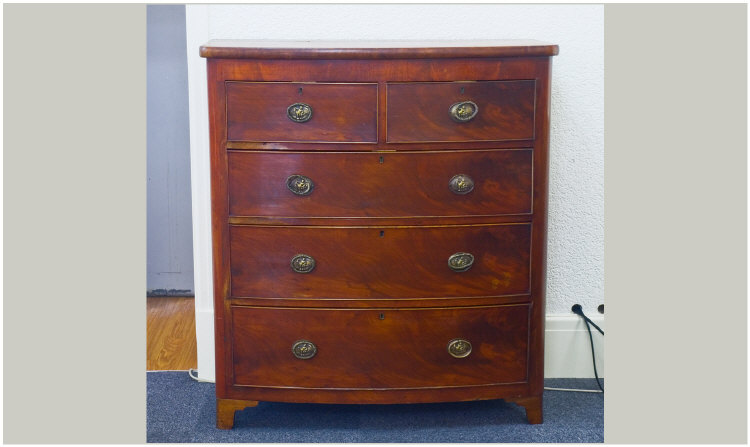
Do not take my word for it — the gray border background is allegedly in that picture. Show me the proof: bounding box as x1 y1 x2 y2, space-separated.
604 3 747 443
4 4 146 444
3 3 746 443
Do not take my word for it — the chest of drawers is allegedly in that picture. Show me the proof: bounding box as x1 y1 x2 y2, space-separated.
200 40 558 429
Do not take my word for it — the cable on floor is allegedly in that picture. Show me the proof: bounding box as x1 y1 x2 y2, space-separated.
544 387 602 393
188 368 215 383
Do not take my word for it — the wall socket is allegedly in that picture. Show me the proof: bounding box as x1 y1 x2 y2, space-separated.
571 304 604 314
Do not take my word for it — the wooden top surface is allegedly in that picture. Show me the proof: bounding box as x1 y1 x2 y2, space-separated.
199 39 559 59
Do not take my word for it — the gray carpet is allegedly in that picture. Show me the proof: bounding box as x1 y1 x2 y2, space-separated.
147 371 603 443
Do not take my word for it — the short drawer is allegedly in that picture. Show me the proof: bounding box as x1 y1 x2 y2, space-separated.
386 81 535 142
226 82 378 143
228 149 532 218
231 305 529 389
229 224 531 299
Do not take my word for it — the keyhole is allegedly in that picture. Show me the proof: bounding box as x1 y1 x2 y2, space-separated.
379 156 384 164
460 86 465 94
298 87 303 95
379 313 385 320
379 230 385 237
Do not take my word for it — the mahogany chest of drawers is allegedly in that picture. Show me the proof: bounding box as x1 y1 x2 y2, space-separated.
200 40 558 429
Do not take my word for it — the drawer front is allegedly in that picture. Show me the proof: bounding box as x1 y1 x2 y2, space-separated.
231 305 529 389
226 82 378 143
229 224 530 299
386 81 535 143
228 149 532 218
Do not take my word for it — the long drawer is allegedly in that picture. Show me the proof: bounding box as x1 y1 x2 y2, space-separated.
229 224 531 299
228 149 533 218
231 305 529 389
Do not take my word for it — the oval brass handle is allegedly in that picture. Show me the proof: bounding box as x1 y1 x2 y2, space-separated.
449 101 478 122
292 340 317 359
286 174 314 196
287 102 312 123
290 254 316 273
449 174 474 195
447 339 472 358
448 252 474 272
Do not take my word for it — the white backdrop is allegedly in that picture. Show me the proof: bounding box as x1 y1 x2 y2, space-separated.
186 4 604 380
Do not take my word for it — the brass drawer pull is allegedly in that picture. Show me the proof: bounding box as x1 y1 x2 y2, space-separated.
286 174 314 196
292 340 317 359
449 100 478 123
447 339 472 358
448 252 474 272
287 102 312 123
290 254 316 273
449 174 474 195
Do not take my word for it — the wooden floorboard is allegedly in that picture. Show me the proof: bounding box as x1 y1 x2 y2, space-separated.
147 296 197 371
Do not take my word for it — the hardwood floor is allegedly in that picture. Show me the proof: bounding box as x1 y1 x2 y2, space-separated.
147 296 197 370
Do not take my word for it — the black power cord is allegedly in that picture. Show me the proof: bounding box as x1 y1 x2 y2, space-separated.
571 304 604 392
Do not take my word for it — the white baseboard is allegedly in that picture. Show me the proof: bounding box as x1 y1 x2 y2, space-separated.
193 311 603 381
195 307 215 382
544 314 604 378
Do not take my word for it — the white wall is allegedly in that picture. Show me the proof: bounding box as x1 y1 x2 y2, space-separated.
186 4 604 380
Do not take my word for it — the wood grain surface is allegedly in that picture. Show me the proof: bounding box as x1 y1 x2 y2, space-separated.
226 82 378 143
204 43 555 425
527 57 551 399
387 81 536 142
146 297 197 371
227 149 533 218
199 39 559 59
216 399 258 429
229 224 531 299
231 304 529 389
507 395 543 424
